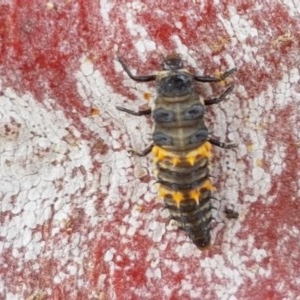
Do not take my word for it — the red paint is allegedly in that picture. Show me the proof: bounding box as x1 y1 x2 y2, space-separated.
267 105 298 201
0 0 105 126
154 23 175 48
1 1 300 299
241 138 299 298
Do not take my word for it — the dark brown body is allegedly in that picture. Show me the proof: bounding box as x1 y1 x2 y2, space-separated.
117 54 236 249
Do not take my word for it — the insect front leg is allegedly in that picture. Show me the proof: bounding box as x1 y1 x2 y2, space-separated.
194 67 237 83
118 58 157 82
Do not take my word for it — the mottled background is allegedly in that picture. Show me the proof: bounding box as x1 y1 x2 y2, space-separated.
0 1 299 299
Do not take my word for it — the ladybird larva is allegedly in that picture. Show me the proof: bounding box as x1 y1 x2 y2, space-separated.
117 54 237 249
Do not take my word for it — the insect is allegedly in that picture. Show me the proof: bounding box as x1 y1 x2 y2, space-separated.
116 54 237 249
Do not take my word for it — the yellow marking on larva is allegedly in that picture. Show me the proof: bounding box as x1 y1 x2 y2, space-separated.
152 142 212 166
201 179 214 192
158 187 167 199
189 189 201 203
158 179 214 207
186 155 197 166
173 191 184 204
189 179 214 203
185 142 212 165
152 146 182 166
152 146 168 160
158 187 184 207
171 157 181 166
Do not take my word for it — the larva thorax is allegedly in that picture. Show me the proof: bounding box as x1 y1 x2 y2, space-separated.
153 71 208 152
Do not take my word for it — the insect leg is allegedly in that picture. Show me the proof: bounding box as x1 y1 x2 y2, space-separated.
204 85 234 106
208 137 237 149
118 58 156 82
194 67 237 83
116 106 151 116
128 143 153 157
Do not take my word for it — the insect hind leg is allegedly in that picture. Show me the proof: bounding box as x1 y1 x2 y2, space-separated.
128 143 153 157
208 137 237 149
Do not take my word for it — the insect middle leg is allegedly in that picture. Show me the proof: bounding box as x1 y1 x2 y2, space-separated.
116 106 151 116
115 106 153 155
204 85 234 106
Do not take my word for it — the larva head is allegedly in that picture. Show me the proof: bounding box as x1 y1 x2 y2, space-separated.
158 54 193 97
162 53 184 70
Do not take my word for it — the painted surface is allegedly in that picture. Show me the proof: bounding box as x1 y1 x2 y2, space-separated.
0 1 299 299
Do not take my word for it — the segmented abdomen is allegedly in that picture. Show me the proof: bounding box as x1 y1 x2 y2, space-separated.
152 89 214 249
